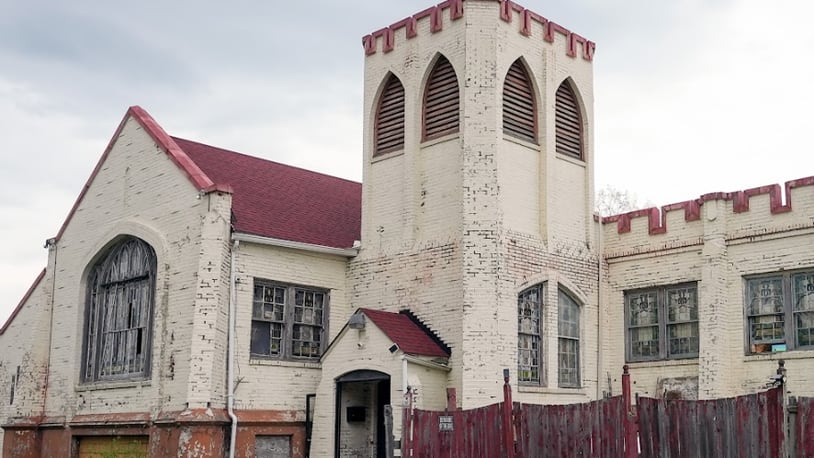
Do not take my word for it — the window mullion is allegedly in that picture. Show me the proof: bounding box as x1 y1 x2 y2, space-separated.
785 273 794 350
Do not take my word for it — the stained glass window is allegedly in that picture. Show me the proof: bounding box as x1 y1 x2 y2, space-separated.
625 283 698 362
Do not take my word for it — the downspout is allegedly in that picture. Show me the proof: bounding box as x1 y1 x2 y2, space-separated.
596 218 603 400
41 239 58 420
227 240 239 458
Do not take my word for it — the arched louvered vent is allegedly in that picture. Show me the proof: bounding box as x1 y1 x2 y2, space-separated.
503 60 536 143
374 74 405 155
555 81 583 160
423 56 459 140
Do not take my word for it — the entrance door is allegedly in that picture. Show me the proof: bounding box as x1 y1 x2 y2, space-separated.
77 436 148 458
335 370 391 458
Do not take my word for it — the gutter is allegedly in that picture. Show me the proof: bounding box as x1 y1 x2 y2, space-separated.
227 240 239 458
232 232 359 257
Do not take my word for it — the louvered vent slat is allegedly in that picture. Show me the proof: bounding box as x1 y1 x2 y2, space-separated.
423 57 460 140
502 60 536 143
555 82 583 160
374 74 405 156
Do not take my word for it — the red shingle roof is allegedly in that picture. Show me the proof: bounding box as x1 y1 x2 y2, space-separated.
360 308 450 358
174 137 362 249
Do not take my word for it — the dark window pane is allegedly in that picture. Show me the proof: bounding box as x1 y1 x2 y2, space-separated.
251 321 271 356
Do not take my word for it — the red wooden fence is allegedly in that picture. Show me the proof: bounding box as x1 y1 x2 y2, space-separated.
410 402 508 458
515 396 626 457
797 397 814 457
403 365 802 458
636 386 785 458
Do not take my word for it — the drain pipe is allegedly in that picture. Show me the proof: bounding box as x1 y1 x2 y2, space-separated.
227 240 240 458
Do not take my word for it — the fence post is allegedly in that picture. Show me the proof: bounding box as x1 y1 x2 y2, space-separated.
622 365 637 458
776 359 788 458
502 368 516 458
402 386 413 457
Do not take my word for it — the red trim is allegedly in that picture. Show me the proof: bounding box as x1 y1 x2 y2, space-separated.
602 176 814 235
0 268 46 335
51 106 229 243
363 1 595 61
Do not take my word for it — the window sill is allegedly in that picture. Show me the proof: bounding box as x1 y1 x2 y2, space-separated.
420 132 459 149
625 358 699 369
502 134 539 150
76 380 151 392
743 350 814 363
518 385 588 396
371 148 404 163
249 358 321 369
555 152 586 166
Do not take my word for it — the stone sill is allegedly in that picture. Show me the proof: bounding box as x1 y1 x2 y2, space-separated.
249 358 321 369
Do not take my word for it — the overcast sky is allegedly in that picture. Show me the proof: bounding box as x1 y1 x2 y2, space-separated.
2 0 813 323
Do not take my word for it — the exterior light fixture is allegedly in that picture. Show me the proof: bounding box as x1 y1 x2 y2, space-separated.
348 313 366 330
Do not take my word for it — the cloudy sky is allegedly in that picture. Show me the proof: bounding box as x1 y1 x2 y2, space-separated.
2 0 813 323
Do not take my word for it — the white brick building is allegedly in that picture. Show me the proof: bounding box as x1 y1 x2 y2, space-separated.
2 0 813 457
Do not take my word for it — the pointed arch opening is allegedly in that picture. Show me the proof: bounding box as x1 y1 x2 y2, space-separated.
503 59 537 143
422 55 460 141
374 73 405 156
82 236 156 382
555 79 584 160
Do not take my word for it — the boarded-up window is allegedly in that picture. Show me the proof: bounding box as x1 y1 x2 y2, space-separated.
255 435 292 458
83 237 156 382
503 60 536 143
555 81 583 160
77 435 148 458
251 280 329 360
558 289 580 388
423 56 459 140
374 74 405 156
518 283 545 385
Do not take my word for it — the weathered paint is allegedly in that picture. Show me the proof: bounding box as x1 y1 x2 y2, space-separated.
636 386 784 458
796 397 814 458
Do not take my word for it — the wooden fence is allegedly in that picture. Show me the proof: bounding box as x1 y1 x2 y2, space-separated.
402 363 811 458
637 387 784 458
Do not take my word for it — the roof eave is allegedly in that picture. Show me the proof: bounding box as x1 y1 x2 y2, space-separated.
233 232 359 257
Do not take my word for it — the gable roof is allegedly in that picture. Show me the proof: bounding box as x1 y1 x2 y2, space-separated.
0 269 46 335
360 308 450 358
53 106 361 250
174 137 362 249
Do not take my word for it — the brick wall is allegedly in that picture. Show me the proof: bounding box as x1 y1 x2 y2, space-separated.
603 181 814 399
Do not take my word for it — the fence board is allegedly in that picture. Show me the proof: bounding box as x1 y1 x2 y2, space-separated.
410 402 505 458
636 386 784 458
796 397 814 458
514 396 625 457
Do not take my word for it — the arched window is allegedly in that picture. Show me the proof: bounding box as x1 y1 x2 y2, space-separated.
374 74 405 156
503 59 536 143
423 56 459 141
555 80 583 160
518 283 545 385
558 288 581 387
82 237 156 382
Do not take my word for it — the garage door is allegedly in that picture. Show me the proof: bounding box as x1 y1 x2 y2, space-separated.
77 436 149 458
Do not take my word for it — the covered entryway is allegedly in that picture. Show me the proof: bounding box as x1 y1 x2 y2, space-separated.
334 370 391 458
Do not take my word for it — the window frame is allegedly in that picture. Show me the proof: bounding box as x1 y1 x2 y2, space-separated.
81 237 157 383
250 279 330 362
517 283 545 386
624 282 699 363
557 288 581 388
744 270 814 354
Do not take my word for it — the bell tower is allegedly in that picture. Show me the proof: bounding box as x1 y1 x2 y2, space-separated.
351 0 599 408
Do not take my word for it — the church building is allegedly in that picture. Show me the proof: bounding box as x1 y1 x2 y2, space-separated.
2 0 813 456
